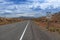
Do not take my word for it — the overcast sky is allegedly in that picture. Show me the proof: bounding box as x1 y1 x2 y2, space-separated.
0 0 60 17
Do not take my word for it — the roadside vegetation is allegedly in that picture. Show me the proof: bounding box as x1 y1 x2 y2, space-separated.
0 17 24 25
33 12 60 34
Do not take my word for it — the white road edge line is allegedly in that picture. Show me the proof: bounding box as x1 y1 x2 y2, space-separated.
19 21 30 40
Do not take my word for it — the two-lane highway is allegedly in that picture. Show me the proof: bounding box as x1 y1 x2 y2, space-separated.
0 21 29 40
0 21 59 40
22 21 51 40
19 21 30 40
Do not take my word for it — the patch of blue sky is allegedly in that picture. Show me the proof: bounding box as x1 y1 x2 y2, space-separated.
0 0 60 17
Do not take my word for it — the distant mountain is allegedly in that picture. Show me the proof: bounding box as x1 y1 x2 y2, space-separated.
17 16 36 19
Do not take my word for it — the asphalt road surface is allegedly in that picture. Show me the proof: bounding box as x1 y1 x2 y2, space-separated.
0 21 58 40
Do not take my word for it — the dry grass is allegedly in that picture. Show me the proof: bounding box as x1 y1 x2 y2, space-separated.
33 20 60 34
0 17 24 25
32 12 60 34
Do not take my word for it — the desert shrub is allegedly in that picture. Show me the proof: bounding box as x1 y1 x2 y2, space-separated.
55 21 58 23
56 28 60 34
49 27 56 32
56 28 60 32
59 31 60 34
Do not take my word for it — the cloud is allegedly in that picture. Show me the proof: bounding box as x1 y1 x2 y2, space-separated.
41 0 60 9
0 0 60 17
0 0 60 10
29 0 60 10
0 0 36 17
